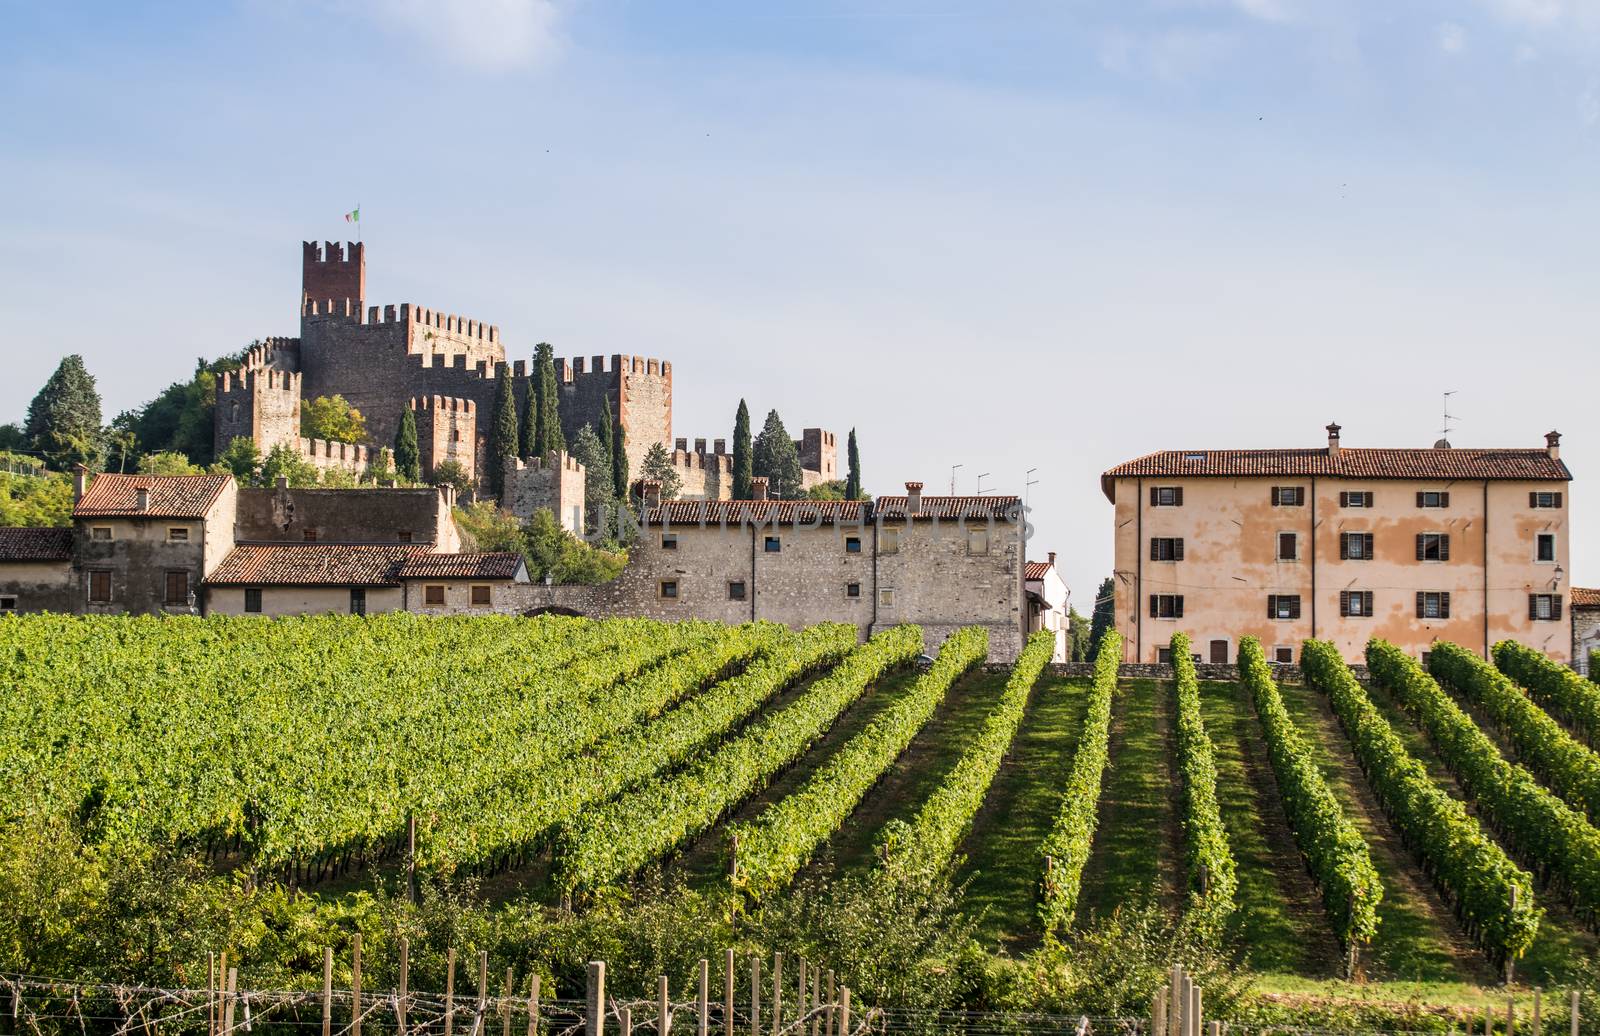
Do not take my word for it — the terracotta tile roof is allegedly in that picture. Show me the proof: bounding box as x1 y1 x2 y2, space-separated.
1100 448 1570 501
1572 587 1600 609
398 552 527 580
1024 561 1052 582
874 495 1024 521
207 544 430 587
0 527 73 562
644 500 868 526
74 473 234 519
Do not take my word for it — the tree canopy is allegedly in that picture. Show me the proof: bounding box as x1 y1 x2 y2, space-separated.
752 408 804 499
393 408 421 483
846 428 862 500
25 355 103 470
1088 576 1116 662
638 441 684 500
570 423 615 539
488 364 519 498
732 400 752 499
300 395 367 444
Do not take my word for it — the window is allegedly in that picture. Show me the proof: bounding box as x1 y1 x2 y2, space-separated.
728 580 747 601
423 585 447 606
1416 491 1450 508
1150 537 1184 561
1416 591 1451 620
1274 647 1295 664
1536 534 1555 563
1340 532 1374 560
1150 487 1183 507
659 580 679 599
471 585 492 606
879 587 896 607
845 536 861 554
452 428 462 442
1340 590 1375 617
1149 594 1184 619
967 527 989 556
846 582 861 598
398 530 413 543
244 588 263 614
1339 491 1374 508
167 527 189 542
164 570 189 606
303 527 319 542
350 588 367 615
1529 594 1563 621
661 533 678 550
1157 647 1174 664
1209 640 1229 664
1416 533 1450 562
91 526 112 541
88 570 111 603
1277 532 1299 561
764 536 781 553
879 527 899 554
1267 594 1301 620
0 596 16 613
1530 491 1564 509
1271 486 1305 507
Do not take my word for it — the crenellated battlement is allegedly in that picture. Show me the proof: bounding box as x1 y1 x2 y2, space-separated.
218 366 301 397
552 353 672 382
302 241 365 314
409 395 477 415
303 298 501 344
669 447 733 473
508 450 584 475
299 437 378 465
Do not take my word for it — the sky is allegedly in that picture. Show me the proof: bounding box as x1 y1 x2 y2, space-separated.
3 0 1599 604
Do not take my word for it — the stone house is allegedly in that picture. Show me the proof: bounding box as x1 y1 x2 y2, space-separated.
1574 587 1600 676
0 528 76 614
204 544 526 616
1025 552 1070 662
1103 423 1574 665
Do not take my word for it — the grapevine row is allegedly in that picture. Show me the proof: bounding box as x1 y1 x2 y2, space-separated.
553 625 925 894
1306 639 1538 964
730 626 990 898
1240 638 1382 951
1430 642 1600 823
878 630 1055 878
1169 632 1238 937
420 622 857 874
1037 629 1122 936
1493 639 1600 748
1367 640 1600 930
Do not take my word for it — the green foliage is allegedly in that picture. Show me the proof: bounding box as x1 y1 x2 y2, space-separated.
394 407 421 482
554 626 924 894
214 436 261 482
1067 607 1091 662
430 459 473 497
519 373 537 458
752 408 805 499
1037 629 1121 934
454 501 528 554
121 353 243 468
1494 639 1600 748
570 423 615 537
135 451 202 475
1170 633 1238 938
1368 639 1600 932
531 343 565 456
488 365 518 498
880 630 1052 878
610 410 628 502
1433 642 1600 822
1088 577 1116 662
25 354 103 470
1242 638 1382 951
300 394 368 444
733 627 988 899
258 443 320 487
0 423 25 451
0 467 73 526
732 399 752 499
1313 640 1535 963
524 508 628 584
638 441 683 501
845 427 862 500
805 480 847 500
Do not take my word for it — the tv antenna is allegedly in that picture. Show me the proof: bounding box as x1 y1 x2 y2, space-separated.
1025 468 1039 511
1439 391 1458 445
950 464 963 496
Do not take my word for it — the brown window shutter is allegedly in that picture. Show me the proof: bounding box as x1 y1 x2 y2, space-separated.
1440 535 1450 561
1174 539 1185 561
1289 597 1300 620
1340 590 1350 617
1416 491 1425 508
1554 595 1563 621
1268 595 1277 619
1555 492 1563 508
1416 535 1425 561
1339 491 1348 507
1440 592 1451 619
1175 596 1185 619
1365 533 1374 558
1150 487 1158 507
1531 491 1538 508
1529 594 1538 620
1340 534 1349 560
1151 539 1160 561
1271 487 1280 506
1440 491 1450 508
1416 591 1426 618
1150 595 1158 618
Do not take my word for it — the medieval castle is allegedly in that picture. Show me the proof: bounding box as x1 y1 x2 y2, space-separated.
214 241 839 518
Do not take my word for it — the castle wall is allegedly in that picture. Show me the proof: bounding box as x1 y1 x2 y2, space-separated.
554 355 671 477
302 241 365 312
669 439 733 500
504 452 586 535
235 485 458 548
215 368 301 458
411 396 478 485
797 429 839 489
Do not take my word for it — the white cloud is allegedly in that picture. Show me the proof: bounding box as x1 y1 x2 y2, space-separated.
1481 0 1568 26
1438 22 1467 53
341 0 565 69
1233 0 1293 22
1098 29 1239 83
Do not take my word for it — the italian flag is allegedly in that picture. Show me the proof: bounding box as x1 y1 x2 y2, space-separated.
344 207 360 223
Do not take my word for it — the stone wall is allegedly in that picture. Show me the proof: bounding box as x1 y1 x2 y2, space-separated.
411 396 478 485
75 518 207 616
235 485 458 548
797 428 838 489
670 441 733 500
215 367 301 457
503 452 587 535
1574 606 1600 676
0 560 77 613
554 355 671 477
872 517 1025 662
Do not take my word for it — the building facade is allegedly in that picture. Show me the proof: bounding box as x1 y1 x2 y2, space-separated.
1025 552 1070 662
1574 587 1600 676
1103 424 1573 664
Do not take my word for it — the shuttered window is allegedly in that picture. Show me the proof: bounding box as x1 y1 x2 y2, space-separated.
1417 533 1450 562
1277 532 1299 561
1416 491 1450 508
1340 532 1374 560
1151 487 1183 507
1150 537 1184 561
1529 491 1563 509
1271 487 1305 507
1148 594 1184 619
1267 594 1301 620
1416 591 1451 619
1340 590 1374 617
1339 491 1374 508
1529 594 1563 621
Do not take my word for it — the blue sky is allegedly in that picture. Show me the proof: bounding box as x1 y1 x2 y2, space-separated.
3 0 1598 601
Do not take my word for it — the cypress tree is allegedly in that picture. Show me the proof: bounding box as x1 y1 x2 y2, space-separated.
752 409 805 499
393 407 421 482
1088 577 1116 662
610 407 629 502
536 343 565 454
845 427 862 500
488 363 518 498
25 354 103 470
597 397 616 485
732 399 752 499
519 367 538 458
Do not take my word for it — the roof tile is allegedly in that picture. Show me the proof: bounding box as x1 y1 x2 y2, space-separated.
74 473 234 519
398 553 526 580
0 527 73 562
207 544 430 587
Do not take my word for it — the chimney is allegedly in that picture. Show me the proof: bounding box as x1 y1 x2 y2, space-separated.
135 486 150 512
905 481 924 515
1048 551 1057 566
1546 430 1562 460
640 478 663 508
751 477 769 501
438 482 456 509
276 476 290 490
72 463 89 503
1326 422 1342 456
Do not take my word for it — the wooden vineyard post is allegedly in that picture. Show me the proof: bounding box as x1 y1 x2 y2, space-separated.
1152 986 1167 1036
322 947 334 1036
1207 1024 1220 1036
209 952 216 1036
809 965 820 1036
352 933 363 1036
1346 896 1360 980
1507 887 1519 986
730 834 740 885
838 988 849 1036
770 953 782 1036
621 1007 632 1036
476 952 490 1036
659 975 671 1036
1178 972 1193 1036
446 949 458 1036
1167 966 1182 1036
528 976 541 1036
223 967 237 1036
1532 988 1542 1036
824 972 835 1036
698 959 710 1036
398 938 411 1036
795 960 806 1036
1191 983 1202 1036
1571 992 1580 1036
505 968 516 1036
724 951 736 1036
587 962 606 1036
749 956 760 1036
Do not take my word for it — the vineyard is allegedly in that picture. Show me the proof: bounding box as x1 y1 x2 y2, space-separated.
4 613 1600 1023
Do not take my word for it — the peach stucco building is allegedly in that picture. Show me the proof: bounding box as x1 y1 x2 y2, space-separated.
1102 424 1573 665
